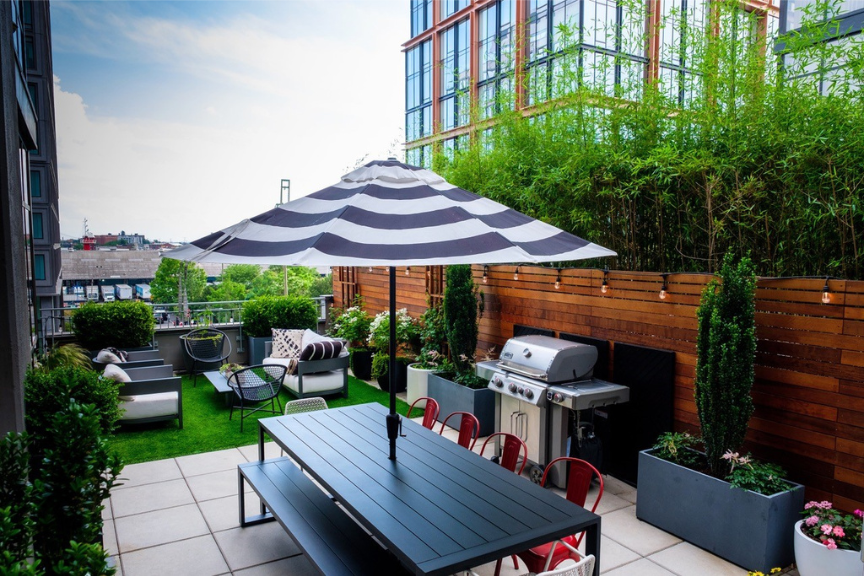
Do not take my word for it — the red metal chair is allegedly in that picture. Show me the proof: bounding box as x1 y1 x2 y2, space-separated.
438 411 480 450
494 457 603 576
480 432 528 475
407 397 440 430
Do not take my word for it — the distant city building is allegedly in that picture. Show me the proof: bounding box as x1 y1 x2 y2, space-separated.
92 230 146 246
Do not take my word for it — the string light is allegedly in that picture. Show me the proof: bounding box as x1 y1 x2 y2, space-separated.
822 276 831 304
601 267 609 294
482 265 488 284
659 273 669 300
368 266 373 273
514 266 519 281
405 267 410 276
555 268 561 290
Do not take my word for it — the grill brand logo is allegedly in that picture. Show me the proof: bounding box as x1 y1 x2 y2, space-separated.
503 351 513 359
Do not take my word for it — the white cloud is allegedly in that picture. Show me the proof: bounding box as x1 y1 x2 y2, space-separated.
54 1 407 242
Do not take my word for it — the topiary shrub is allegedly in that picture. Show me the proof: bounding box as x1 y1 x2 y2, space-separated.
241 295 318 337
695 253 757 477
71 301 154 350
443 265 480 374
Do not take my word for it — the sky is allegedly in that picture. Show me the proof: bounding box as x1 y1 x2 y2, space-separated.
51 0 408 242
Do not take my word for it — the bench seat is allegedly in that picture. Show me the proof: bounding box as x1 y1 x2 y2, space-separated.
238 458 408 576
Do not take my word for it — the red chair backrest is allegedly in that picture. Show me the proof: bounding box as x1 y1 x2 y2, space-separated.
440 411 480 450
541 457 604 513
480 432 528 475
407 397 440 430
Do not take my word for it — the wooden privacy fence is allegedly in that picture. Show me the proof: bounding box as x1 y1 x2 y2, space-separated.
333 266 864 510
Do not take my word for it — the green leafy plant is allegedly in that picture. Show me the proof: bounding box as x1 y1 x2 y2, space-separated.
652 432 705 469
241 295 318 337
0 433 32 565
722 451 792 496
371 353 413 380
329 297 372 347
367 309 418 354
415 303 447 370
71 300 155 350
695 253 757 477
33 343 91 373
443 265 482 375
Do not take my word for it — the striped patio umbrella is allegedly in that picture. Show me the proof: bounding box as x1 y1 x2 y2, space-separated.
165 159 615 459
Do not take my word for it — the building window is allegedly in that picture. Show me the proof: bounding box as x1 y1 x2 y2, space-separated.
440 19 471 131
442 0 468 20
33 213 43 240
659 0 708 105
30 170 41 198
25 37 35 70
406 145 432 168
34 254 46 281
411 0 433 37
406 40 433 142
479 0 516 118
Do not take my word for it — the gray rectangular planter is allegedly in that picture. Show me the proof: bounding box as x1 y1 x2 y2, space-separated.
427 373 495 437
247 336 272 366
636 449 804 572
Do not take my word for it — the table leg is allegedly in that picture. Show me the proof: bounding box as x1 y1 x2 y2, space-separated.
585 518 601 576
258 426 265 462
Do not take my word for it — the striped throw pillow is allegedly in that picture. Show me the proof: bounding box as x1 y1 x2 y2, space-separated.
299 339 344 361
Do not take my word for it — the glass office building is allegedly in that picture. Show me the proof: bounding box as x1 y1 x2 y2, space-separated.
404 0 783 163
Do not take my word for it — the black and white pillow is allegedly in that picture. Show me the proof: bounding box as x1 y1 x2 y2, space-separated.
271 329 304 359
299 339 345 361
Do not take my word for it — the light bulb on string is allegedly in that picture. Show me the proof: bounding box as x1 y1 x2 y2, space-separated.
514 267 519 281
822 277 831 304
659 274 669 300
555 269 561 290
601 267 609 294
482 266 488 284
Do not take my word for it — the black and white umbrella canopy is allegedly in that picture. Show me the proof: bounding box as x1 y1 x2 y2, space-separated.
166 159 615 266
165 159 615 460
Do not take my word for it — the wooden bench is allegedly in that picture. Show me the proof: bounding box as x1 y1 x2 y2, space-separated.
238 458 409 576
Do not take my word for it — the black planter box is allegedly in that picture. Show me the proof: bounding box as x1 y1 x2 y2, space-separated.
636 449 804 572
377 360 408 393
427 373 495 437
350 349 373 381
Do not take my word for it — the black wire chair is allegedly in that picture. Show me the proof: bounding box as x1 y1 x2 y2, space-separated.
227 364 286 432
183 328 231 387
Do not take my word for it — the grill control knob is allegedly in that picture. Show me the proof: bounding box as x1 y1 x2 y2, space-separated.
517 387 524 395
525 389 534 400
508 383 518 393
552 392 564 403
492 375 503 388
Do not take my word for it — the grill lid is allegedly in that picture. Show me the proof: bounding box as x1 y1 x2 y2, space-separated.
498 335 598 383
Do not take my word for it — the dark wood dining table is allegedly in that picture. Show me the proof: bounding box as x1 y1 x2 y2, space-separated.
257 402 601 576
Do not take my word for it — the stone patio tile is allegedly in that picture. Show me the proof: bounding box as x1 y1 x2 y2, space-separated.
187 469 253 503
111 478 194 518
232 555 317 576
598 536 643 572
238 441 282 461
107 556 122 576
213 520 301 571
604 557 677 575
176 448 247 477
114 458 183 490
102 516 119 557
595 491 631 515
199 492 263 533
603 475 638 504
115 503 209 553
102 498 113 520
600 506 681 557
120 535 229 576
648 541 748 575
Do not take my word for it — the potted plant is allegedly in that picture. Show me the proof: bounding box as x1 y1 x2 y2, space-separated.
407 302 446 405
636 255 804 572
368 308 417 393
330 297 373 380
242 295 318 364
71 300 155 351
794 501 863 576
427 264 494 436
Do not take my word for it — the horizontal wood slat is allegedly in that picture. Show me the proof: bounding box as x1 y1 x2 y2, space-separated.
334 265 864 511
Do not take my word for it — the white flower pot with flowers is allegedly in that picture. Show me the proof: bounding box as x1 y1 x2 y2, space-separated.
794 501 863 576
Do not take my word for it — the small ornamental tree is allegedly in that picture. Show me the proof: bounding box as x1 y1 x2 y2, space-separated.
443 265 479 375
695 253 757 477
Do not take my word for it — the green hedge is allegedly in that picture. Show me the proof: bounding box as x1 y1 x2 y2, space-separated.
71 301 154 350
242 295 318 338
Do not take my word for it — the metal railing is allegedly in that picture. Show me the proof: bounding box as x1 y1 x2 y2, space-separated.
38 295 333 351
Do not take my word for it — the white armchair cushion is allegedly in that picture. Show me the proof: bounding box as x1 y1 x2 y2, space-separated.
263 356 299 375
282 371 344 395
119 392 179 420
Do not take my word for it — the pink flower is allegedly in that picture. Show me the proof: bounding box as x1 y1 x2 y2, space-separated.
825 538 838 550
821 524 833 535
833 526 845 538
819 501 832 509
805 515 819 527
855 509 863 519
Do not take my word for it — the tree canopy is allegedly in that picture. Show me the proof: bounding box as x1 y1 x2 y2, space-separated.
150 259 206 303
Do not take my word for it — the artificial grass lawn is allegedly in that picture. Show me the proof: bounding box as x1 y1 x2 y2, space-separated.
109 374 413 464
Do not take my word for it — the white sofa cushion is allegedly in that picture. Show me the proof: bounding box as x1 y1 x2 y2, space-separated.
263 356 299 375
282 371 344 395
119 392 178 420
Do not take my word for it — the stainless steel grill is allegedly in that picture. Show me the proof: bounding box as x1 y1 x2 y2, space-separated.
482 334 630 486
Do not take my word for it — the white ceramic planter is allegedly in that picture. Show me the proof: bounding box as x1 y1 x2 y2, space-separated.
406 364 435 406
794 520 863 576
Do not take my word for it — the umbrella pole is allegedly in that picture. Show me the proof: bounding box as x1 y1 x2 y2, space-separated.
387 266 400 460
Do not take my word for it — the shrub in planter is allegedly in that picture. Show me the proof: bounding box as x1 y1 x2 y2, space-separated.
443 265 482 375
372 354 411 393
242 295 318 337
330 297 373 379
71 301 155 350
695 253 757 477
